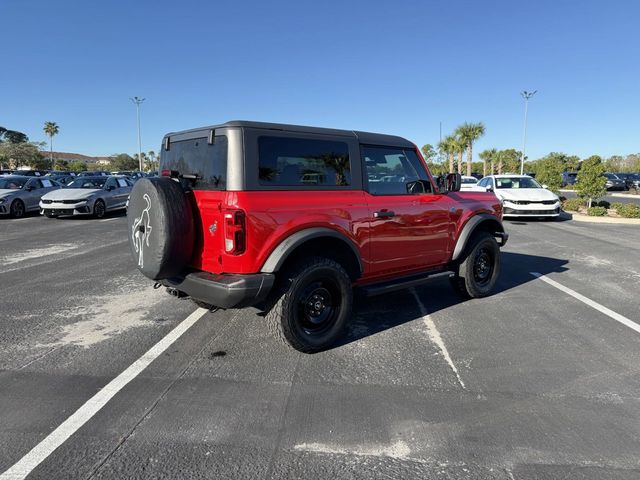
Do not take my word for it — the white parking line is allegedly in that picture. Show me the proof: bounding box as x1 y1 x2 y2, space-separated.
412 289 466 389
0 307 208 480
530 272 640 335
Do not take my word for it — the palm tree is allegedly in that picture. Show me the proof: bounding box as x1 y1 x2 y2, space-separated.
438 136 457 173
455 122 486 177
452 136 465 174
43 121 59 167
479 148 498 176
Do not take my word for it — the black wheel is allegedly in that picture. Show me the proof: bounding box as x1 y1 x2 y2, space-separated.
93 199 106 218
451 232 501 298
266 257 353 353
10 199 25 218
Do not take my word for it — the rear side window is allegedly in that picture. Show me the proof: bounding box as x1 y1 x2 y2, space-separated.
258 136 351 187
161 136 228 190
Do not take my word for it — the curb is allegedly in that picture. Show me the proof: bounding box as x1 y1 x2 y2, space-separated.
609 192 640 199
563 211 640 225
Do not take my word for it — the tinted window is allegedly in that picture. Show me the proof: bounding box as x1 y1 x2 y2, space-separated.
258 136 351 187
496 177 541 189
27 179 43 189
363 146 429 195
0 177 27 189
161 136 227 190
104 178 118 190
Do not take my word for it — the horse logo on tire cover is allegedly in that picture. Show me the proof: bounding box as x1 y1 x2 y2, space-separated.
131 194 153 268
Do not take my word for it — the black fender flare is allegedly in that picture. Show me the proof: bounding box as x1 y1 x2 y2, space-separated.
451 214 507 262
260 227 363 275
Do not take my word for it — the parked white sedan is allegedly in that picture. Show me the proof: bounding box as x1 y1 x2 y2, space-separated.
475 175 560 218
460 175 480 190
40 175 133 218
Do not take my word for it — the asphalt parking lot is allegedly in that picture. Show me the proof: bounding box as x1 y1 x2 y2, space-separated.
1 213 639 479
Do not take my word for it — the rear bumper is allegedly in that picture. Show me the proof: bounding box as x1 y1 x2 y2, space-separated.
161 271 275 309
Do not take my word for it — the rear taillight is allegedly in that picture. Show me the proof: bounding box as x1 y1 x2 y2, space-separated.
224 209 246 254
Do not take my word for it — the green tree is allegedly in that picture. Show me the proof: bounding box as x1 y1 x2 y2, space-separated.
43 121 59 167
534 156 564 193
0 142 43 169
1 129 29 144
54 159 69 171
421 144 436 163
146 150 157 171
438 136 458 173
576 155 607 207
111 153 138 171
453 136 465 174
479 148 498 175
68 160 87 171
455 122 486 176
496 149 522 174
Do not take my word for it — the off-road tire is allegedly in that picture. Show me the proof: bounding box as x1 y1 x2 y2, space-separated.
266 257 352 353
450 232 501 298
127 177 194 280
93 199 106 218
10 199 25 218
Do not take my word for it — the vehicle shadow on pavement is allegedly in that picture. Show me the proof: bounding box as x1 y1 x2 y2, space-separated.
338 252 569 349
51 210 127 221
506 212 572 225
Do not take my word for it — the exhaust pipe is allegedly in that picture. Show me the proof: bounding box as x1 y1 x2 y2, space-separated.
166 287 187 298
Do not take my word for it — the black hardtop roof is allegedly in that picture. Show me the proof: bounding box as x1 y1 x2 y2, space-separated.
165 120 415 148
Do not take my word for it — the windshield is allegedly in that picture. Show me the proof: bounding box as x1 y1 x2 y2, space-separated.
603 173 619 180
495 177 542 189
0 177 27 189
461 177 478 184
67 177 106 189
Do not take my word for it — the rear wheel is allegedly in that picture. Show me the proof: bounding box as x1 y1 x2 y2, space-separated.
93 199 106 218
10 199 25 218
451 232 501 298
267 257 352 353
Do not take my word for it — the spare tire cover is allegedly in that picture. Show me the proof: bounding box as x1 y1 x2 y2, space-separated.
127 177 194 280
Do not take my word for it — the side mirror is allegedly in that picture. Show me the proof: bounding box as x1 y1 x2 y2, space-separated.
444 173 462 193
485 185 494 193
25 186 34 191
406 179 432 194
105 185 114 191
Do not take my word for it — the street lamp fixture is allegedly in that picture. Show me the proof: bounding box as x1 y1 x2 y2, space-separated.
130 97 146 172
520 90 537 175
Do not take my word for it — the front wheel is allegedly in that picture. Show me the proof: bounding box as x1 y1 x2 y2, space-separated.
266 257 353 353
451 232 501 298
93 199 106 218
10 199 25 218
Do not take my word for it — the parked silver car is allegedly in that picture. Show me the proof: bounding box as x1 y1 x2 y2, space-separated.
0 175 61 218
40 175 133 218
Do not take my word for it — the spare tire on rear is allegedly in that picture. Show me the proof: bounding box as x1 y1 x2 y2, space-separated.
127 177 194 280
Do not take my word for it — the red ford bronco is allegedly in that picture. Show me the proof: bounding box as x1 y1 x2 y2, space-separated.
128 121 507 352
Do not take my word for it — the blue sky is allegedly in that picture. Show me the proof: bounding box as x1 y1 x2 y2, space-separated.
2 0 639 160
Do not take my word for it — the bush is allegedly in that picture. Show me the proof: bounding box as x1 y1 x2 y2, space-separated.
562 198 584 211
611 202 625 211
587 206 607 216
616 203 640 218
594 200 610 209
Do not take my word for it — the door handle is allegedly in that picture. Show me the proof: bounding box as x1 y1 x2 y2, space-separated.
374 210 395 218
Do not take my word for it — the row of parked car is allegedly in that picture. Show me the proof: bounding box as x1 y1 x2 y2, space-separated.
0 171 143 218
561 172 640 190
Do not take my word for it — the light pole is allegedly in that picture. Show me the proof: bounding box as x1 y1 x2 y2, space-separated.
130 97 145 171
520 90 536 175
